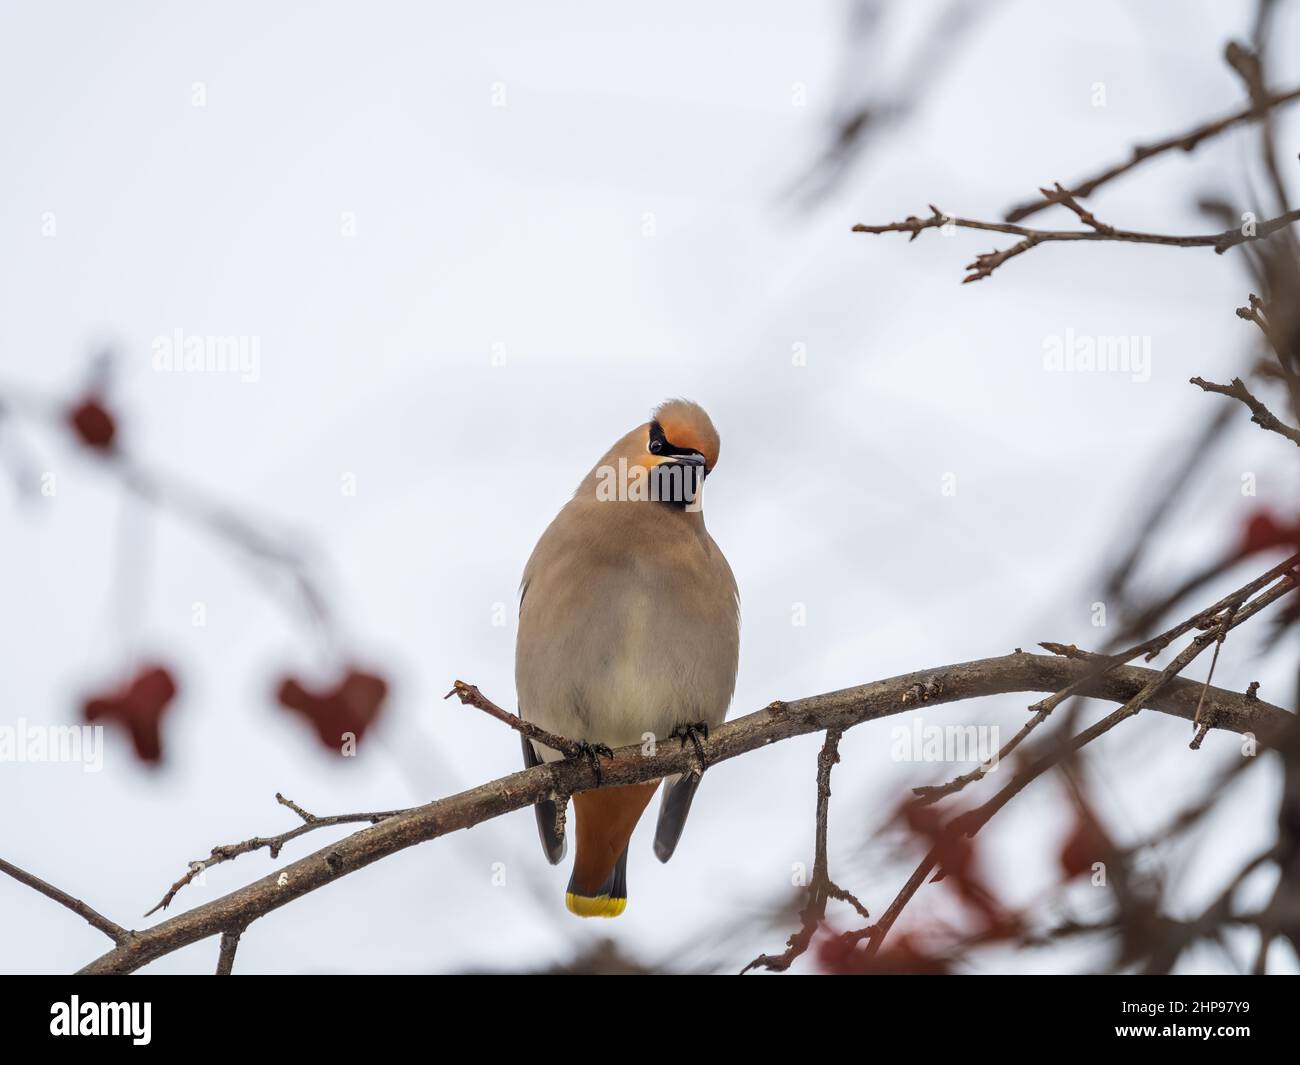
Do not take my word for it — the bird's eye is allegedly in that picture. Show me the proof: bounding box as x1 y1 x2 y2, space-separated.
649 437 663 454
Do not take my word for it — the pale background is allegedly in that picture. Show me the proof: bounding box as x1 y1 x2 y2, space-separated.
1 0 1297 973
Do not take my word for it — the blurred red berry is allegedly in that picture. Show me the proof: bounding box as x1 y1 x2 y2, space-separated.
1059 810 1111 881
276 667 387 751
903 801 974 878
1239 509 1300 558
67 397 116 451
898 798 1012 934
82 664 178 763
819 931 949 975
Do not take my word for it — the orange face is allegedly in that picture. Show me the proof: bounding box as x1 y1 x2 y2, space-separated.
648 400 720 472
652 420 714 470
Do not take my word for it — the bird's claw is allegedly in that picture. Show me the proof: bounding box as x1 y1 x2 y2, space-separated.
572 740 615 784
670 721 710 770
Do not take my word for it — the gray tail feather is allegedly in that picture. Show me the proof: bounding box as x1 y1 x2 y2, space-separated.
522 735 566 864
568 845 629 900
653 771 701 863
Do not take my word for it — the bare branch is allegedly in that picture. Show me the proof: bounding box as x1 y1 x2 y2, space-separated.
61 650 1292 974
1004 83 1300 222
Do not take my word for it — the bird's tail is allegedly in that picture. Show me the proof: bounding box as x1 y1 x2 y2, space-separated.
566 847 629 918
565 781 658 918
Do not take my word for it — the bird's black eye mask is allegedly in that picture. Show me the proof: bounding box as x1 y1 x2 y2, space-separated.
647 420 706 507
647 420 704 461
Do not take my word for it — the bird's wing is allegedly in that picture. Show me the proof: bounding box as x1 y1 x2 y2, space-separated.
522 734 566 864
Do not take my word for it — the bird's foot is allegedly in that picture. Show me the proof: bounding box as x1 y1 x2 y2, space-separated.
670 721 710 771
571 740 615 784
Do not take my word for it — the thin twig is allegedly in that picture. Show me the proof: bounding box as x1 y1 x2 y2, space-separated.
742 728 869 974
852 204 1300 283
1190 375 1300 448
1225 39 1294 226
964 572 1294 830
0 856 130 944
1192 602 1238 730
444 679 581 758
1100 404 1236 601
146 794 407 916
1238 293 1295 369
847 570 1296 961
1043 182 1113 233
915 552 1300 803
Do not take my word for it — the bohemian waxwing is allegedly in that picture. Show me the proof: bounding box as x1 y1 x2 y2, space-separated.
515 399 740 917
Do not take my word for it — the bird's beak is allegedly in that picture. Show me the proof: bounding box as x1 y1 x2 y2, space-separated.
650 452 707 507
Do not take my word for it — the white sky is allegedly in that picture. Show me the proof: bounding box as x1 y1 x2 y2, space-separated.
2 0 1298 973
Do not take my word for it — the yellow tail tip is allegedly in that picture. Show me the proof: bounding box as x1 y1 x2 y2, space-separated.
565 891 628 918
